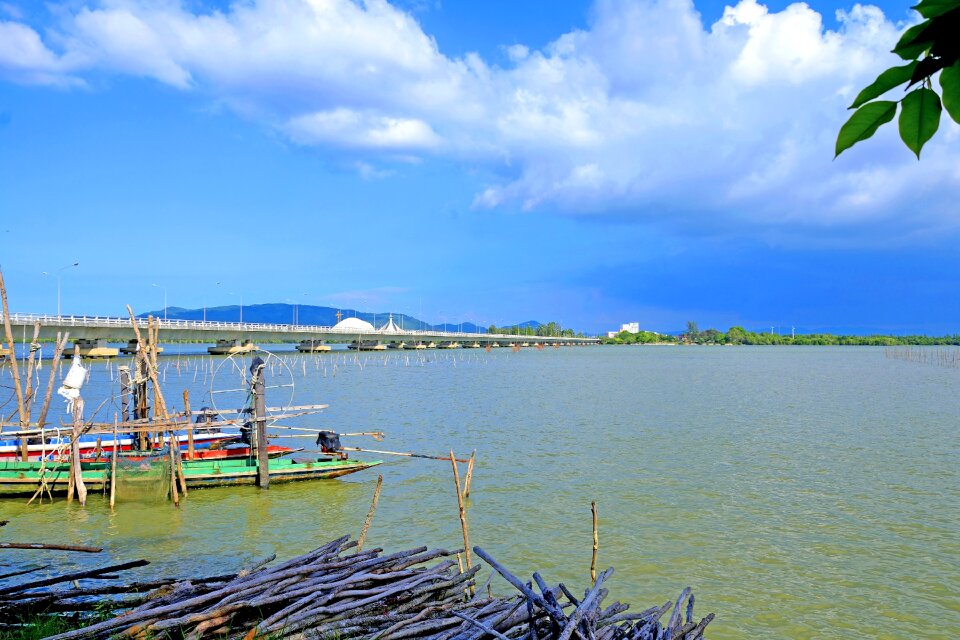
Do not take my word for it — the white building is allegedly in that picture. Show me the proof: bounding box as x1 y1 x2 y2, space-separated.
620 322 640 333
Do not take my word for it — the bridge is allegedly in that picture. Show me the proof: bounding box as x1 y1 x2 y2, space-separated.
1 313 600 348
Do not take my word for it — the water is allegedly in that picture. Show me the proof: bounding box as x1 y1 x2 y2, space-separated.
2 346 958 638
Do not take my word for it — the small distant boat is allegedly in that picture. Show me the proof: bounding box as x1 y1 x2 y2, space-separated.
209 339 258 355
403 342 427 350
296 340 331 353
72 339 119 358
0 456 381 496
349 341 386 351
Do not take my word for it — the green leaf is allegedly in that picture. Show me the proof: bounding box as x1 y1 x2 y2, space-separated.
912 0 960 19
850 62 918 108
941 60 960 124
898 88 942 158
893 21 933 60
835 101 897 157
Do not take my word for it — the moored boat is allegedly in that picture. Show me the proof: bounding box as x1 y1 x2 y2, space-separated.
208 339 258 355
0 456 381 497
72 338 119 358
296 340 332 352
0 429 242 461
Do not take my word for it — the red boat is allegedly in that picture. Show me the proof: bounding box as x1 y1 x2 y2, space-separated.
83 444 300 463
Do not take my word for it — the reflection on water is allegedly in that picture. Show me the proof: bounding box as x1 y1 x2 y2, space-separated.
2 346 958 639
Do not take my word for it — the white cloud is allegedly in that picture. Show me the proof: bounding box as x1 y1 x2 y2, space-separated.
1 0 958 240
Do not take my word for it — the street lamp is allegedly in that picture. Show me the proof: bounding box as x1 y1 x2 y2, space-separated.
41 262 79 318
151 283 167 321
227 291 243 323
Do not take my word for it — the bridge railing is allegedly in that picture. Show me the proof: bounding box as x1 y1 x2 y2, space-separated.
1 313 596 342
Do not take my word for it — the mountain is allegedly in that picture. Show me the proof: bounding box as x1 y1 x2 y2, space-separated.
140 303 534 334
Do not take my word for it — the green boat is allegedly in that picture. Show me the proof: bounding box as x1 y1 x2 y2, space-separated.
0 456 382 497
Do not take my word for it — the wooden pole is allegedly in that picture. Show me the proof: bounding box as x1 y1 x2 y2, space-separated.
36 332 68 430
450 450 471 570
0 543 102 553
71 398 87 506
168 440 180 507
0 267 27 433
254 360 269 489
462 449 476 500
183 389 194 460
591 501 599 582
110 415 118 509
19 321 41 458
357 474 383 551
119 366 131 424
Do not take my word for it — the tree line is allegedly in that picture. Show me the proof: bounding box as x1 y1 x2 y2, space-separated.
486 322 584 338
603 321 960 346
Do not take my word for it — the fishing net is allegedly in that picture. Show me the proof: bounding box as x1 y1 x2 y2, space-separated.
112 448 171 502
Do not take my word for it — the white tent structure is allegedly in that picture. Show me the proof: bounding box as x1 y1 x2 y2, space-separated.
379 314 402 333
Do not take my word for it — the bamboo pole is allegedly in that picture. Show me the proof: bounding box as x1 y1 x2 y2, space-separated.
125 307 169 419
591 501 599 582
71 398 87 506
0 267 27 432
183 389 194 460
36 332 68 430
450 450 472 571
462 449 476 500
357 474 383 551
168 438 180 507
338 446 469 463
110 415 118 509
19 321 41 458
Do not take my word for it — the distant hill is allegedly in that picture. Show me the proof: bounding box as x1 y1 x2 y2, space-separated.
141 303 539 334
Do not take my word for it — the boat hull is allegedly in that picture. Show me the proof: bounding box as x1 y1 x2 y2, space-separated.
0 457 381 497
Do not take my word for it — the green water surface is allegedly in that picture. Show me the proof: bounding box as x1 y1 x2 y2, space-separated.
1 346 957 639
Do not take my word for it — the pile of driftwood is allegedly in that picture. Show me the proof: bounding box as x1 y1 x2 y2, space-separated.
0 535 713 640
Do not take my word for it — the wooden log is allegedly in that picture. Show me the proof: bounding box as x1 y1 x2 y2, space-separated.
0 268 26 432
0 559 149 596
450 450 472 572
30 331 67 432
0 543 102 553
357 474 383 551
253 359 269 489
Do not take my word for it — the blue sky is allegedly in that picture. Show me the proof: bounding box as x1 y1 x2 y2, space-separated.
1 0 958 335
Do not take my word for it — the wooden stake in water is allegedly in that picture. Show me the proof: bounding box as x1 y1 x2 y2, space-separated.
357 474 383 551
253 360 269 489
110 415 118 510
590 501 599 582
71 398 87 507
183 389 195 460
450 450 472 570
462 449 476 500
0 267 26 434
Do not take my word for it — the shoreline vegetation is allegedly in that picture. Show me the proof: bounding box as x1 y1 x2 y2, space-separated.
602 322 960 346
